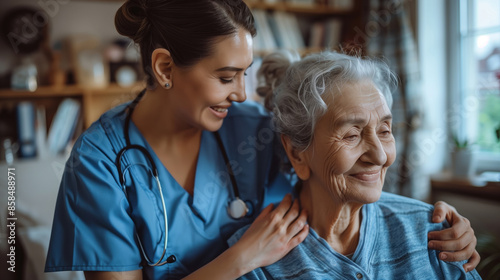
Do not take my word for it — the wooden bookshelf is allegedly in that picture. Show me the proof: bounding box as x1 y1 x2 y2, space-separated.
0 82 143 129
0 85 83 98
244 0 365 55
245 1 353 15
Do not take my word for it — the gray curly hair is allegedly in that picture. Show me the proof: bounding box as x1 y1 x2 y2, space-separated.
257 50 397 152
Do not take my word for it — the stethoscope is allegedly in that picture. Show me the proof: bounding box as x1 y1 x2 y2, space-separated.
115 89 252 266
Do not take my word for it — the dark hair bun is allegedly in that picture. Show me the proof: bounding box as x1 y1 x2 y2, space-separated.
113 0 256 87
115 0 148 44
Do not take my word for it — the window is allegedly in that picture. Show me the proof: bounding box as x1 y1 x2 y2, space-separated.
450 0 500 171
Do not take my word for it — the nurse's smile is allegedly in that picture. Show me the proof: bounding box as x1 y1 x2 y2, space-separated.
210 105 229 118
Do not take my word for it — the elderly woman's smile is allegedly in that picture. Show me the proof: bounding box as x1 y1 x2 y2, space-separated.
349 170 382 183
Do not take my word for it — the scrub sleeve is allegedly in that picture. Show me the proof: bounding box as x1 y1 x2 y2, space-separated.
45 120 142 272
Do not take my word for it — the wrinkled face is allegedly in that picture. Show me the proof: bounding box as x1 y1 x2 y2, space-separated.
171 27 253 131
304 80 396 205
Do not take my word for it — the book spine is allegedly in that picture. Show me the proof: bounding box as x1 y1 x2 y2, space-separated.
16 102 37 158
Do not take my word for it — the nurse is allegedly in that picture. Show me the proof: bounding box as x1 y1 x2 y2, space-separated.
45 0 479 279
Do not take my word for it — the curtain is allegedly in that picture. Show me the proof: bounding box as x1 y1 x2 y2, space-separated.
362 0 423 197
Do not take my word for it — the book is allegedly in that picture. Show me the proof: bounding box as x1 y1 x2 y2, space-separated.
328 0 354 10
308 19 342 50
35 105 48 158
253 9 278 51
47 98 81 155
16 101 37 158
324 18 342 50
244 56 263 101
269 11 304 50
309 21 326 49
288 0 315 7
285 12 306 50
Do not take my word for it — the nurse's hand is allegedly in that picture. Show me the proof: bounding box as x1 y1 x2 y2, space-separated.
428 201 480 272
234 193 309 273
183 194 308 280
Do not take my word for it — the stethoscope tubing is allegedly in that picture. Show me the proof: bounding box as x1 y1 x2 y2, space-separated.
114 89 252 266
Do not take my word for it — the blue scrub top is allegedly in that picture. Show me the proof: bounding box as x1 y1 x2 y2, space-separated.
45 101 293 279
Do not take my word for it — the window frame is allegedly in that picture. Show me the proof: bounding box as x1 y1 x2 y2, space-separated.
447 0 500 173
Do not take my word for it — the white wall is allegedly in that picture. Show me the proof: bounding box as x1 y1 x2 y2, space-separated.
416 0 448 196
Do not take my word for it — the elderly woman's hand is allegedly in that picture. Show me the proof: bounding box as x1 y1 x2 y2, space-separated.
427 201 480 272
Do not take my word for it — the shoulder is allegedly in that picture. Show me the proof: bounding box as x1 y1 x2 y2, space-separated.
224 101 272 131
370 192 443 250
63 103 128 178
71 104 128 157
226 100 271 120
218 101 278 160
235 228 341 280
376 191 435 216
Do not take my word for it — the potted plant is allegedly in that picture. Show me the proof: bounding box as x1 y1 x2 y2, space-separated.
450 135 476 179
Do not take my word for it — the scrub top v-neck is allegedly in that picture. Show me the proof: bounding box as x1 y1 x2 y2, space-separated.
45 101 293 279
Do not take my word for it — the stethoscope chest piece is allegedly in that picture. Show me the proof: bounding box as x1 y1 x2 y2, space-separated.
228 198 249 219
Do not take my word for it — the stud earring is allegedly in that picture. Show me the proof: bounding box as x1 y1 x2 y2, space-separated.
165 82 170 89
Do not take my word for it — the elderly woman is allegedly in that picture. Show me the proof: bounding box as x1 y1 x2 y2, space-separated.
228 51 481 279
